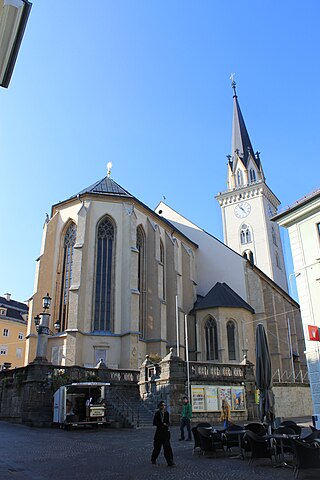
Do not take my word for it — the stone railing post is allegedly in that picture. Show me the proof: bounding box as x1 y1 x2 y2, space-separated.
158 348 187 425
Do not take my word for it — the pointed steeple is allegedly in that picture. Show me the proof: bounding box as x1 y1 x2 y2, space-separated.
231 80 260 169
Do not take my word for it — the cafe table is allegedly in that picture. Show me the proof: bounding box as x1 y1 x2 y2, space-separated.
224 429 247 460
267 433 300 468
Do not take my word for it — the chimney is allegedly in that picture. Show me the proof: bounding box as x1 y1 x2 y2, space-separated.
4 293 11 302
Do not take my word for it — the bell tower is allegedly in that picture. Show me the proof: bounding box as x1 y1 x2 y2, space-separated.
216 79 288 292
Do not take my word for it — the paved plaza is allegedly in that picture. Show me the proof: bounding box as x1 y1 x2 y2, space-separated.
1 420 312 480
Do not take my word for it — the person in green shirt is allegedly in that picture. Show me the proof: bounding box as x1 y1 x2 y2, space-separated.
179 396 192 441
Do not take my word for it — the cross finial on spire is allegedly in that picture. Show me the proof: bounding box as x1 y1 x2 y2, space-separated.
230 72 237 96
107 161 113 178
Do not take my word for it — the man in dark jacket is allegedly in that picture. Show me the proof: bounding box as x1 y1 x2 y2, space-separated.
151 401 175 466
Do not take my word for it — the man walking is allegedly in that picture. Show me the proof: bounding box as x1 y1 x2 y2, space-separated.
179 396 192 441
151 401 175 467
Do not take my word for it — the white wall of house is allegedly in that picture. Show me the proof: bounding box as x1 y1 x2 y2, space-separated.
275 193 320 420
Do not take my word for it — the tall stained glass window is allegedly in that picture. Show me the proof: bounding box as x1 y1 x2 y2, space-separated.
94 216 115 331
205 317 218 360
59 222 77 331
227 321 236 360
137 225 146 338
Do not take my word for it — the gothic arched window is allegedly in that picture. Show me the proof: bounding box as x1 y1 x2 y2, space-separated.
159 239 165 300
237 169 243 186
275 251 281 269
240 224 252 244
59 222 77 331
137 225 146 338
205 317 218 361
93 216 115 331
249 168 256 183
227 320 236 360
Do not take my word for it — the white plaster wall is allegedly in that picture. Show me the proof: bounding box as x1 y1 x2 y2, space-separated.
155 202 247 301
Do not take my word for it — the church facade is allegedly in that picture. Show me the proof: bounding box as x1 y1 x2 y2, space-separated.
24 86 306 381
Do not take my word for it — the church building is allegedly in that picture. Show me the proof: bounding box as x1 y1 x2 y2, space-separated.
25 84 306 382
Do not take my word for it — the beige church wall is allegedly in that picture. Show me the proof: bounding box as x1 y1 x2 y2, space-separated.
156 202 247 302
195 307 254 363
273 384 312 418
245 264 306 379
164 233 178 352
146 220 161 340
26 212 63 363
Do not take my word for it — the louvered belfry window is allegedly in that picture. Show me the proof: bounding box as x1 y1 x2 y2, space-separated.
94 216 115 331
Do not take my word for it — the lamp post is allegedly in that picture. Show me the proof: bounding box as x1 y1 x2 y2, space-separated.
33 293 59 363
0 0 32 88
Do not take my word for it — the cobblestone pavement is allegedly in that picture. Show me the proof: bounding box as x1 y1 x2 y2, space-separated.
0 421 302 480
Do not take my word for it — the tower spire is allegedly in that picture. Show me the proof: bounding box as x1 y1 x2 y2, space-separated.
231 79 259 168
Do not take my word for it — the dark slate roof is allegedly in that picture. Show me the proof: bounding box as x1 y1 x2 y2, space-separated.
53 177 198 249
0 296 28 322
194 282 254 313
70 177 133 199
232 94 260 169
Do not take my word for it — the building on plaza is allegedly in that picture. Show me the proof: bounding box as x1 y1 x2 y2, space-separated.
273 189 320 423
0 293 28 369
24 85 307 385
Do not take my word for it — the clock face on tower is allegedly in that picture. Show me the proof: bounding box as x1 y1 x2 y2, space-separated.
234 202 251 218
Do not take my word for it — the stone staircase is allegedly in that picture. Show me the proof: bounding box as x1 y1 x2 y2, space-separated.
106 387 155 428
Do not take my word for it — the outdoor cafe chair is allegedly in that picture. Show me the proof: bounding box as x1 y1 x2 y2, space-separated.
245 422 267 435
192 426 201 454
244 430 275 466
301 429 320 444
281 420 298 427
197 427 217 456
197 427 225 456
192 423 212 454
283 424 302 436
290 437 320 479
224 423 245 452
272 426 297 464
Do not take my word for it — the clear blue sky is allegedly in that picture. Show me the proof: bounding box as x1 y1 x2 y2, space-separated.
1 0 318 302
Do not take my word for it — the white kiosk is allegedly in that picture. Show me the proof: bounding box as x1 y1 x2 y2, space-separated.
53 382 110 429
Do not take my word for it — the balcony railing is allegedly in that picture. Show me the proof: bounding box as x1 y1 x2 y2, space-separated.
189 362 245 381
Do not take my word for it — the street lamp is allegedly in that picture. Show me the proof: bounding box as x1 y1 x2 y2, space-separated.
0 0 32 88
33 293 58 363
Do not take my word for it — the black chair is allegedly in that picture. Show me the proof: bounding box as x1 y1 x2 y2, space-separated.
281 420 298 427
211 428 225 452
224 424 245 454
273 426 296 460
301 429 320 443
245 430 275 466
245 423 267 435
290 437 320 478
310 425 318 432
197 427 216 456
280 423 302 436
191 426 201 454
192 423 212 453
